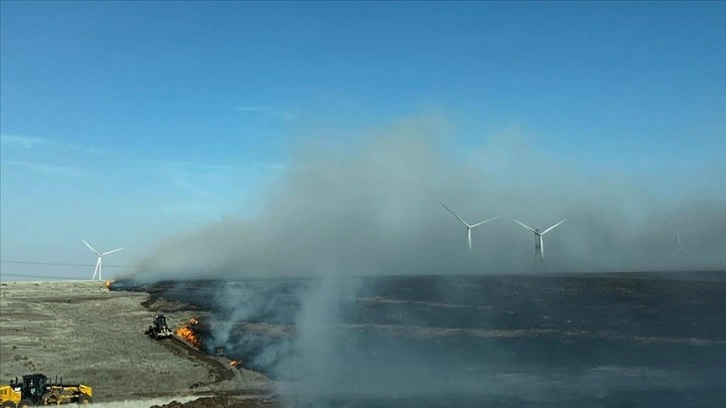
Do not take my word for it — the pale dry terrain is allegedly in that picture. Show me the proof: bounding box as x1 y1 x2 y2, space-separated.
91 396 197 408
0 280 269 403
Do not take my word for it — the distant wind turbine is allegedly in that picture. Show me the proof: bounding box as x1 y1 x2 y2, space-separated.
441 203 502 254
670 229 691 257
512 219 567 263
83 240 124 281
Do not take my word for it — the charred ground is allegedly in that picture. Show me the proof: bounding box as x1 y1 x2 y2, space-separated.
112 272 726 407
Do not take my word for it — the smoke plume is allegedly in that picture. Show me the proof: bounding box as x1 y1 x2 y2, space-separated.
126 114 725 405
130 114 726 280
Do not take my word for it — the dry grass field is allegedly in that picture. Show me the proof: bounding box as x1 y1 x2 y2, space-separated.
0 280 270 404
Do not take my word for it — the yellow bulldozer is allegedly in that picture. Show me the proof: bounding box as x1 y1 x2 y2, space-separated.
0 374 92 407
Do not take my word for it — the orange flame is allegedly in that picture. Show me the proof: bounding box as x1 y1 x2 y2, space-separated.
104 280 113 288
175 318 202 349
229 360 239 367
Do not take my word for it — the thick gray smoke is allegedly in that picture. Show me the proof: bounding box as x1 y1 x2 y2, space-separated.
130 114 726 280
128 114 725 405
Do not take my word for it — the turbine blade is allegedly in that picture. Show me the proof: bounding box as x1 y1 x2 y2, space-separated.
683 248 692 254
512 219 536 233
677 230 682 246
83 240 100 256
540 236 545 259
470 216 503 228
440 203 470 227
542 219 567 235
101 248 124 256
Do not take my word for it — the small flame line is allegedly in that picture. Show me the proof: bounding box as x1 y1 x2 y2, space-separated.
175 317 203 349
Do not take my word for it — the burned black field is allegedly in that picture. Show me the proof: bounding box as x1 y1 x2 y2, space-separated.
112 272 726 407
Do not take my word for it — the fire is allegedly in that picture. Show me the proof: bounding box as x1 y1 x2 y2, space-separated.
229 360 239 367
175 317 202 349
104 280 113 288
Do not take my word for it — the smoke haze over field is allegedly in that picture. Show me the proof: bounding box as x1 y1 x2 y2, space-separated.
122 114 726 406
129 114 726 281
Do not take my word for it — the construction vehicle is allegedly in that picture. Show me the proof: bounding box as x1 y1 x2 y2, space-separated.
0 373 92 407
145 314 174 340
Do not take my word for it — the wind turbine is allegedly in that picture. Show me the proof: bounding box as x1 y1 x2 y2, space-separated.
512 219 567 263
441 203 502 254
670 229 691 257
83 240 124 281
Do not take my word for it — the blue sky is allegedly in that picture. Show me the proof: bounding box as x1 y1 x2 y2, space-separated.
1 1 724 279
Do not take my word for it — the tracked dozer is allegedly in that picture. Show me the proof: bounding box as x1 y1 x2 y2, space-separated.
0 374 92 407
145 314 174 340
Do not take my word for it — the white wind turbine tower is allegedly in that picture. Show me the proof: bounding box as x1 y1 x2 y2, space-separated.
83 240 124 281
441 203 502 254
670 229 691 257
512 219 567 264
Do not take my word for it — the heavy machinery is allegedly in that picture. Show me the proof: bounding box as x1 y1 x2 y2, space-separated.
145 314 174 340
0 374 92 407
